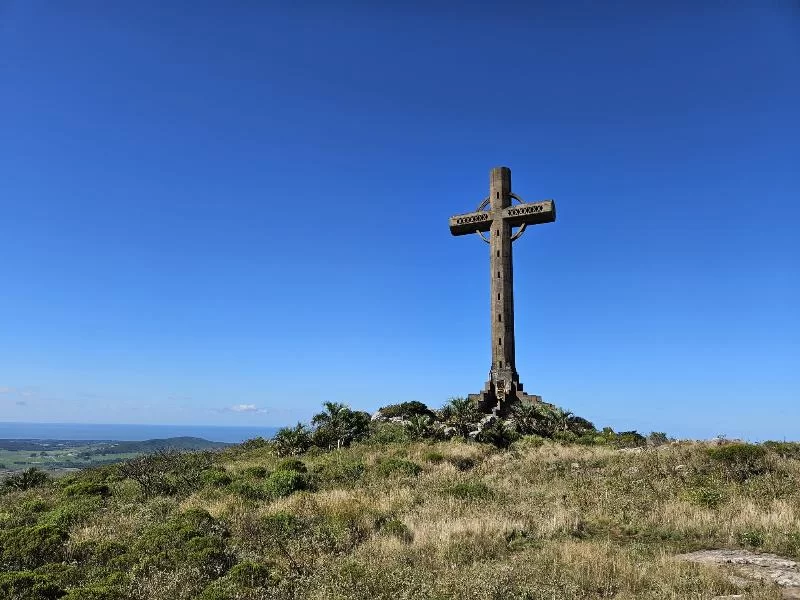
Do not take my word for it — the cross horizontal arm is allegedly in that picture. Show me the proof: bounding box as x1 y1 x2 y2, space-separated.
449 210 493 236
501 200 556 227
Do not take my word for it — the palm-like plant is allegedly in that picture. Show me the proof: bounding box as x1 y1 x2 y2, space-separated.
405 414 433 440
272 423 312 457
510 402 568 437
440 396 481 438
311 402 370 449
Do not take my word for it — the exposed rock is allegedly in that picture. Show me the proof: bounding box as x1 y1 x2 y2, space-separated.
479 414 498 428
441 426 457 439
677 549 800 598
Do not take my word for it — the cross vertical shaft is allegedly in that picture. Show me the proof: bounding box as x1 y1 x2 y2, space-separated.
489 167 516 380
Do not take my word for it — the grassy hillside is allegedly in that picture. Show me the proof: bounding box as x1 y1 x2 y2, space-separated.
1 405 798 599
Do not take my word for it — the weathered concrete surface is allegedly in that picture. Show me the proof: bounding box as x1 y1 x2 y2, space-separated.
678 549 800 598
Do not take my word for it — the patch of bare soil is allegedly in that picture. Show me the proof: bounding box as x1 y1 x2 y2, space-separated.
678 549 800 599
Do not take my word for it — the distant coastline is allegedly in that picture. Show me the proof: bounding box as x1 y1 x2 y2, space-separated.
0 422 280 444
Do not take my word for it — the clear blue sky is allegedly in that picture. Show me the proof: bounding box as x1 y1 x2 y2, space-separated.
1 1 798 439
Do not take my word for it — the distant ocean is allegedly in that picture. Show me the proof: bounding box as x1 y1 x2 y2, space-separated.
0 422 280 443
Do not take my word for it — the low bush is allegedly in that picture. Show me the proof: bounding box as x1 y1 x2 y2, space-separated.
763 441 800 460
132 508 233 578
199 561 275 599
441 481 493 501
263 469 307 498
276 458 307 473
0 571 64 600
202 467 232 487
447 456 477 471
422 451 445 464
379 518 413 543
2 468 51 492
0 524 68 569
706 443 768 481
377 401 435 420
373 458 422 478
242 465 269 479
62 481 111 498
366 422 410 444
240 437 269 450
476 421 520 448
685 485 727 508
312 457 365 488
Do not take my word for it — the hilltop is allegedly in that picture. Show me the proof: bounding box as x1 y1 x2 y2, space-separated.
1 400 798 599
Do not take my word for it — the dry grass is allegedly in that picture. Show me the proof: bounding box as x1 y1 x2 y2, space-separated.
4 438 797 598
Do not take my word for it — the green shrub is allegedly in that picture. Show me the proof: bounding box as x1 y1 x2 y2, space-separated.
19 497 50 516
227 561 273 586
117 450 213 498
63 585 126 600
611 431 648 448
706 443 768 481
366 422 411 444
202 467 233 487
763 441 800 460
271 423 312 457
0 571 64 600
70 539 128 566
510 435 546 451
738 530 765 548
0 524 68 568
228 479 267 500
240 437 269 450
379 518 413 543
441 481 493 501
685 486 727 508
312 457 365 488
41 496 103 528
422 451 445 464
263 469 307 498
242 465 269 479
198 562 275 600
447 456 476 471
373 458 422 478
62 481 111 498
648 432 670 446
552 431 578 444
477 421 520 448
132 508 232 577
276 458 307 473
377 401 434 420
3 468 51 492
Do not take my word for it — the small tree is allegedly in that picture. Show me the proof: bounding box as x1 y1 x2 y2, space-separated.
117 449 212 498
378 401 435 420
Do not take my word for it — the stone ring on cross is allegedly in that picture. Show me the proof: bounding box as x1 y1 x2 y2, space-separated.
475 192 530 242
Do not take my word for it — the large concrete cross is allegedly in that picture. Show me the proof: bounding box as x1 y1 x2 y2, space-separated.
449 166 556 415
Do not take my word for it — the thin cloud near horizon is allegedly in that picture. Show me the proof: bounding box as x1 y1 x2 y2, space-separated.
224 404 268 414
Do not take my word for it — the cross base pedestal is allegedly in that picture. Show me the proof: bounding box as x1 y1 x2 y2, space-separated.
468 378 542 418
